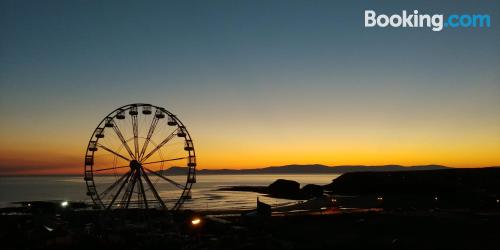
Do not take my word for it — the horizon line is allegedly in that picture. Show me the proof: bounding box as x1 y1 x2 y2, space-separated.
2 164 500 177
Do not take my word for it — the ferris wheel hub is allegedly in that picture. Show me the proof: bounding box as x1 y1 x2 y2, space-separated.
129 160 142 170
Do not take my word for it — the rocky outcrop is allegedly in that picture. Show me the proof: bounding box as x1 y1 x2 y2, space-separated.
267 179 301 198
301 184 324 198
219 179 325 200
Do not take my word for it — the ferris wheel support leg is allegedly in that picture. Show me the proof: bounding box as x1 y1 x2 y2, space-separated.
138 170 149 209
124 170 139 208
142 168 166 209
107 170 133 210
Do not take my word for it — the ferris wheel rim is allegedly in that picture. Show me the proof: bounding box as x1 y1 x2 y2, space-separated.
84 103 196 210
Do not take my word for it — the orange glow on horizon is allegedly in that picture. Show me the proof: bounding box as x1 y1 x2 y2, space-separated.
1 102 499 175
1 138 499 175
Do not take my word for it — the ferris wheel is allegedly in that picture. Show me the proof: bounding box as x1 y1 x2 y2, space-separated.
84 103 196 210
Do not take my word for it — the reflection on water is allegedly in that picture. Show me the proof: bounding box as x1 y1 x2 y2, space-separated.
0 174 340 210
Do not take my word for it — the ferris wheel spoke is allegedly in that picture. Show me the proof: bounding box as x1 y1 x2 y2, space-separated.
139 116 159 160
144 167 185 189
100 170 131 197
107 170 133 210
141 168 166 208
111 121 136 159
142 157 187 165
140 129 179 162
97 143 131 162
132 114 139 159
94 165 129 172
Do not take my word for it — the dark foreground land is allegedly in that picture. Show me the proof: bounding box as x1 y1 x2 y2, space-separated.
2 167 500 250
1 208 500 250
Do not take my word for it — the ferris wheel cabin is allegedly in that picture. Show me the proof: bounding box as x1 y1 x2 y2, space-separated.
167 116 177 126
129 106 138 115
115 109 125 119
95 128 104 138
155 109 165 118
88 141 98 151
142 105 152 114
104 117 114 127
177 126 187 137
188 156 196 167
184 140 194 151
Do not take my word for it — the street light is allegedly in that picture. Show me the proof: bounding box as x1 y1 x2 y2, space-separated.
191 218 201 226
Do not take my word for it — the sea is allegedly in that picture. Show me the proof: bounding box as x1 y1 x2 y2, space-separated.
0 174 340 210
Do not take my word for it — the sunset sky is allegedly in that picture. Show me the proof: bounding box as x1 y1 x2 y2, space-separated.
1 1 499 175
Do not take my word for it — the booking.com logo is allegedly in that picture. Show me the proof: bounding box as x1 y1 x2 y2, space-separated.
365 10 491 31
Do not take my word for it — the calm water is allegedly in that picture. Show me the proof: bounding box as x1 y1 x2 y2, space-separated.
0 174 339 210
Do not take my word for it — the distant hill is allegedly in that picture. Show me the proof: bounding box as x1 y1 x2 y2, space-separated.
158 164 450 175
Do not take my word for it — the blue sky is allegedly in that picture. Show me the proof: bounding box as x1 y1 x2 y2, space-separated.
1 0 499 173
